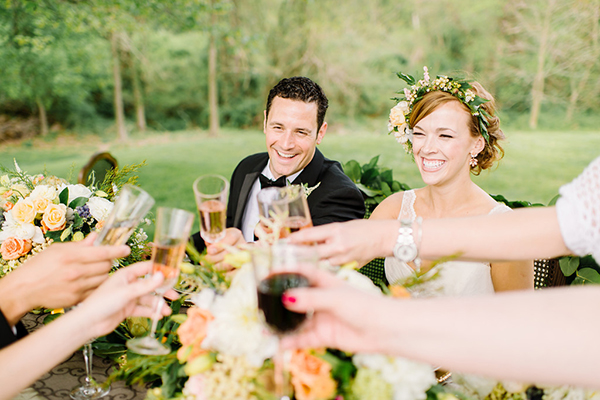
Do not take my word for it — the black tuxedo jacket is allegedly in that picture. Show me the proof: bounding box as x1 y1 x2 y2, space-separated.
0 310 28 350
191 148 364 252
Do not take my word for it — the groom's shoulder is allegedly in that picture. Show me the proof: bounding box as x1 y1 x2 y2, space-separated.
233 152 269 172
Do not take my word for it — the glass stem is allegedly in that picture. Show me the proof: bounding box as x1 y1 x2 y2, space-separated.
83 342 93 386
274 339 290 400
149 294 164 339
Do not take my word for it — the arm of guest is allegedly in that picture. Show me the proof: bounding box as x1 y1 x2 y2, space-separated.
0 235 130 326
0 262 170 400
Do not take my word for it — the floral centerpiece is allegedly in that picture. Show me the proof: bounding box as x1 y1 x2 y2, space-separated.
0 159 149 278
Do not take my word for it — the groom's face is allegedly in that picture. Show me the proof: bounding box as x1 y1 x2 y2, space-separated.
264 96 327 179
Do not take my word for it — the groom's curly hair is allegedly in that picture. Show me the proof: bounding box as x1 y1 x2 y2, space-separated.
266 77 329 130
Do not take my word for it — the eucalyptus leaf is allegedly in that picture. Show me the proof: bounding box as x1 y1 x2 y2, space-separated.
342 160 361 182
576 268 600 284
381 181 392 197
559 256 579 276
68 196 88 209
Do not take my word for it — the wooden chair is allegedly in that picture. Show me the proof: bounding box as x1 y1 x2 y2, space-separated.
78 152 118 186
533 258 566 288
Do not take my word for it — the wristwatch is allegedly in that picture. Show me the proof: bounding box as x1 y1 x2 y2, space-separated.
393 219 420 265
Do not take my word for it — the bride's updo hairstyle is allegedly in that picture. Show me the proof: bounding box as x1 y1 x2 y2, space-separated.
408 82 505 175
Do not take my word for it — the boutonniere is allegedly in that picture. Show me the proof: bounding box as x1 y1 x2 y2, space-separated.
301 182 321 197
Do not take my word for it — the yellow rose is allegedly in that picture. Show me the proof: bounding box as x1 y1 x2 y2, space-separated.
32 197 51 214
12 199 37 224
41 203 67 232
11 183 31 197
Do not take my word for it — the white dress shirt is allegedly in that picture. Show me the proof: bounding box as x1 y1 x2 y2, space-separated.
241 161 302 242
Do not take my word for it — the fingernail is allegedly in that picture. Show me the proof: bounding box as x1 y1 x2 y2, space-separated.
282 294 296 304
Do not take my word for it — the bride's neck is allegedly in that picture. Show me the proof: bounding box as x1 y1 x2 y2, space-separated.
419 180 481 218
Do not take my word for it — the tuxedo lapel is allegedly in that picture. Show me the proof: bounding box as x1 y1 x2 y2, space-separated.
233 171 261 228
292 148 325 186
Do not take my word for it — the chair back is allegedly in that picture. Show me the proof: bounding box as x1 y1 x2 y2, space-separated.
534 258 566 289
78 152 118 186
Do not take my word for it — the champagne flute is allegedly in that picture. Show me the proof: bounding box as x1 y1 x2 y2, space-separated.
257 185 312 240
252 244 316 399
193 174 229 243
71 185 155 400
126 207 194 356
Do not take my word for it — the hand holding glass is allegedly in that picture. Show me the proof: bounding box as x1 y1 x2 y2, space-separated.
193 174 229 243
126 207 194 356
253 244 316 399
257 185 312 240
70 185 155 400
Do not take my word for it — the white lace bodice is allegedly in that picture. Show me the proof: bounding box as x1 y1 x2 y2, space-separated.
385 190 511 297
556 156 600 263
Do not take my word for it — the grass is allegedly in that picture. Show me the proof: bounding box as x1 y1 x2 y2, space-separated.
1 126 599 237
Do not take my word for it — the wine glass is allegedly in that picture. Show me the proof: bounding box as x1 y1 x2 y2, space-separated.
126 207 194 356
71 185 155 400
192 174 229 243
252 243 316 399
257 185 312 240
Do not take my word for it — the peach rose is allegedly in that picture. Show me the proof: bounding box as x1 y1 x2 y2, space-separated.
41 203 67 232
177 308 214 362
289 350 337 400
0 237 32 260
2 201 13 211
389 285 411 298
2 189 13 199
32 197 51 214
11 199 36 224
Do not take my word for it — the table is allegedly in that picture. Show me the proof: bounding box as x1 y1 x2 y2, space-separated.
14 313 149 400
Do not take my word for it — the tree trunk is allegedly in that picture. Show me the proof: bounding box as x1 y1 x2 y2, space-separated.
529 0 554 129
131 58 146 132
208 4 220 137
36 97 48 137
111 32 127 141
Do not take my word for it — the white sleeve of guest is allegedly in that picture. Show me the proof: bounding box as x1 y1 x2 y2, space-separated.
556 156 600 263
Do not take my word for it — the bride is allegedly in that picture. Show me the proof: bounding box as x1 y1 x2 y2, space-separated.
371 67 532 295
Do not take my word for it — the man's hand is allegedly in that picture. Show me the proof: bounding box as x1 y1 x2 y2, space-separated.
205 228 246 269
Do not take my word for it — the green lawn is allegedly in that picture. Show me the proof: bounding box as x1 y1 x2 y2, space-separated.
1 128 599 237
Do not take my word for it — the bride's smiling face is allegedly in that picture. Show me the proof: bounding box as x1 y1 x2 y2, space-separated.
411 101 484 187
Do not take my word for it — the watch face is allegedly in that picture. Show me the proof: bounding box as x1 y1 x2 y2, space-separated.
395 244 418 262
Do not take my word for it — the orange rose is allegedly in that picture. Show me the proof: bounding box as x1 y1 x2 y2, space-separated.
12 199 36 224
177 308 214 362
389 285 411 298
2 201 13 211
2 189 13 199
41 203 67 232
0 237 32 260
289 350 337 400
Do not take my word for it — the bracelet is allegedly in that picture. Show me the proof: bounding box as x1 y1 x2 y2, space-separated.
414 217 423 271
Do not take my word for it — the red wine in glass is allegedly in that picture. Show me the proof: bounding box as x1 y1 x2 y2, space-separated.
257 272 310 334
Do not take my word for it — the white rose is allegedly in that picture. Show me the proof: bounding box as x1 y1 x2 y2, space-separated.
87 197 114 222
0 213 44 244
0 175 9 186
29 185 58 201
10 183 31 197
336 268 382 295
64 184 92 205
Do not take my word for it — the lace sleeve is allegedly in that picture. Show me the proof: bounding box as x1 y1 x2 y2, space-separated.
556 156 600 263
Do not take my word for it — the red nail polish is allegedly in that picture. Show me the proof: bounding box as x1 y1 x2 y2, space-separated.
282 294 296 304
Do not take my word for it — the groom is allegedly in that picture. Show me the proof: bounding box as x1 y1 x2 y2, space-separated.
191 76 364 253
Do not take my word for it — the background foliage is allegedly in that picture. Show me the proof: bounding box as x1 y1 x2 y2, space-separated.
1 0 599 141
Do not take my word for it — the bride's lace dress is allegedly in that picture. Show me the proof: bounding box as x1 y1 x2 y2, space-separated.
557 156 600 263
384 190 511 297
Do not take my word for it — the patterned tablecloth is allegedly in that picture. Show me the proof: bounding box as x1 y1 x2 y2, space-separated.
13 313 149 400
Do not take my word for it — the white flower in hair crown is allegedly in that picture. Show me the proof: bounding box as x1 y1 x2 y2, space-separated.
388 66 491 154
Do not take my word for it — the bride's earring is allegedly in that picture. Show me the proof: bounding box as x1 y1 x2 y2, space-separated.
469 153 478 167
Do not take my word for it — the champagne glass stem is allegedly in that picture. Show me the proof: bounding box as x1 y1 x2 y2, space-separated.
274 339 290 400
83 343 93 387
148 295 165 340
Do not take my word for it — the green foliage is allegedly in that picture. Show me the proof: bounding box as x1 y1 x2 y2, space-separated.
342 155 410 213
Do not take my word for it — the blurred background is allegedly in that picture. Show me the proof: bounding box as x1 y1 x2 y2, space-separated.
1 0 599 221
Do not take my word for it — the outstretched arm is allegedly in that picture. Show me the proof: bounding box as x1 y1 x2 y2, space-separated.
281 267 600 388
0 262 171 400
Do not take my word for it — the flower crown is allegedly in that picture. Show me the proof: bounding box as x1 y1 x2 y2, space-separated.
388 66 491 153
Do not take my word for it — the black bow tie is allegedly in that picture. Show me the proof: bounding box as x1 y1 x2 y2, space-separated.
259 174 287 189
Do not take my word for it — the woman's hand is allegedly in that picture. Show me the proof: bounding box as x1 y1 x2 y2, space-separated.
288 219 399 266
280 267 394 354
74 261 172 339
205 228 246 269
